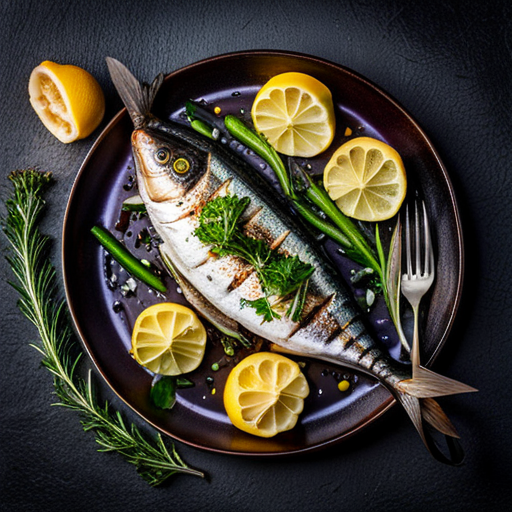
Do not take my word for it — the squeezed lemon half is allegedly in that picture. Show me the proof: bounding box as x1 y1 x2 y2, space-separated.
131 303 207 376
251 72 335 158
323 137 407 221
224 352 309 438
28 60 105 143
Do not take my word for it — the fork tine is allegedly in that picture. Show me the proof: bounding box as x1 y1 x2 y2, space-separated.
415 200 421 276
422 201 431 276
405 203 413 278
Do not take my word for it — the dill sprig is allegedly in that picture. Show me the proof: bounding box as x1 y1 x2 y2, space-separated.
2 169 204 487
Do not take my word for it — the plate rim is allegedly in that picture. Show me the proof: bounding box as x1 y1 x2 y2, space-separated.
62 49 464 456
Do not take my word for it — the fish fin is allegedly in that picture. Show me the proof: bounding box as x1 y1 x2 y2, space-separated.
395 389 465 465
106 57 164 128
421 398 460 438
397 365 478 398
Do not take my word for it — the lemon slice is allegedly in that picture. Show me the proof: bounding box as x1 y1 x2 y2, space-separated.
28 60 105 143
323 137 407 221
131 303 207 376
251 72 335 158
224 352 309 438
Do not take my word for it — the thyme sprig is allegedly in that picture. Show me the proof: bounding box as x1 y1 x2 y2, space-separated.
195 194 314 322
2 169 204 487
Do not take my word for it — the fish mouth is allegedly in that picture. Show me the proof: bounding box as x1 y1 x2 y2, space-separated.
132 130 167 178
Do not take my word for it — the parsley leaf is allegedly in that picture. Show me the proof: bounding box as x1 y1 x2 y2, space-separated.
195 194 314 322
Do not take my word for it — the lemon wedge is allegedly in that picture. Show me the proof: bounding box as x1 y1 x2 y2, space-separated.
224 352 309 438
28 60 105 143
251 72 335 158
323 137 407 221
131 303 207 376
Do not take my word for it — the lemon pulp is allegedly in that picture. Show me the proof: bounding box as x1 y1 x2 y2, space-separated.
251 72 335 158
28 60 105 143
131 303 207 376
323 137 407 221
224 352 309 437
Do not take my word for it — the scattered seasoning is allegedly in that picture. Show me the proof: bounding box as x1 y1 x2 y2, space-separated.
214 106 221 115
120 277 138 296
338 380 350 392
211 388 216 395
231 91 241 97
240 108 245 115
211 362 220 372
344 127 353 136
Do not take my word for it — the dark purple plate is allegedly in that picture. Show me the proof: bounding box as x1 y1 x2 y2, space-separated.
62 50 463 456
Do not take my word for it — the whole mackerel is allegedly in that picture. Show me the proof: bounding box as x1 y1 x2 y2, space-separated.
106 58 476 463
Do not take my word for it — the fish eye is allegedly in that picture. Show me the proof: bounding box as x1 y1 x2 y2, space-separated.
173 157 190 174
154 148 170 164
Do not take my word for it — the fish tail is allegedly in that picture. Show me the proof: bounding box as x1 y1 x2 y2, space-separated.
394 366 477 464
106 57 164 128
397 364 478 398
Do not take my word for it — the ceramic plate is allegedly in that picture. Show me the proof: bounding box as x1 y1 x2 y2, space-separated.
62 50 463 455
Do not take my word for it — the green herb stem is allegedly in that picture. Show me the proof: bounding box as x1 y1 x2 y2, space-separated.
301 174 381 278
2 169 203 486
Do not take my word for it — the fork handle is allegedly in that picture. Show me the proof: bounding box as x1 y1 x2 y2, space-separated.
411 305 421 375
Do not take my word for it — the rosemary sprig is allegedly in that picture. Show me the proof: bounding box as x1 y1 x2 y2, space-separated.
2 169 204 487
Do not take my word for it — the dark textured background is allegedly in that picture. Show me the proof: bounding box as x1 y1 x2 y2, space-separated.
1 1 511 510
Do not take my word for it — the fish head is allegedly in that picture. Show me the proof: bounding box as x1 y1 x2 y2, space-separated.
132 127 210 203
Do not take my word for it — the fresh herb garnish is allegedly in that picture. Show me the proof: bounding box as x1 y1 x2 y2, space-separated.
151 376 196 410
2 169 204 487
151 376 177 409
195 194 314 321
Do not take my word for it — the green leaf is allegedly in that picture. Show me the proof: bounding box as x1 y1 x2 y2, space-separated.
240 297 281 323
151 377 177 409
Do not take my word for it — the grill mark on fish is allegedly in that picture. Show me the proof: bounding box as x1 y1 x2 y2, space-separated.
206 177 232 201
270 230 291 251
227 266 255 291
241 206 262 227
192 255 214 268
357 345 373 362
288 293 336 337
325 325 342 344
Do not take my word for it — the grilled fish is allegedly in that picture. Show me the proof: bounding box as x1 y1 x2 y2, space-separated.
106 57 476 463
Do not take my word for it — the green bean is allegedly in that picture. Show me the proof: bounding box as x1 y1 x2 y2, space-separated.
224 115 292 198
190 119 215 140
91 225 166 293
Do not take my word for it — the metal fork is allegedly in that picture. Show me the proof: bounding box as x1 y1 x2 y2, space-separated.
401 200 435 375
